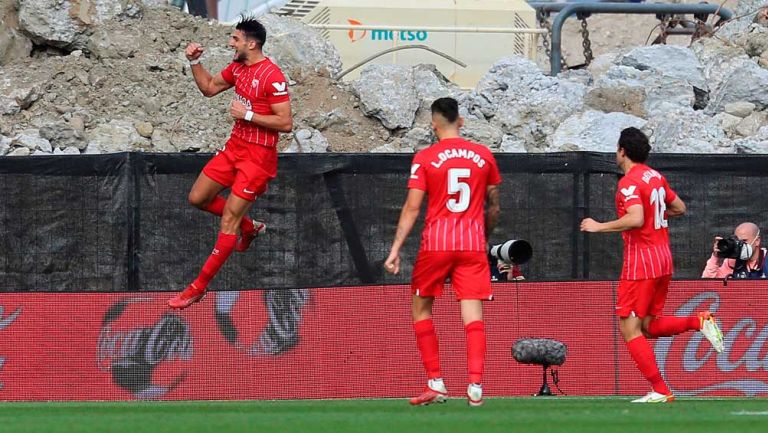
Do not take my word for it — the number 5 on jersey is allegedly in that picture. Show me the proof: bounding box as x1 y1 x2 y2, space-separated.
447 168 470 213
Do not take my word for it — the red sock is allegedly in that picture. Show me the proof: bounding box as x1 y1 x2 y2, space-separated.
413 319 441 379
646 316 700 337
202 196 254 232
202 195 226 215
626 336 670 395
193 232 237 290
465 320 486 384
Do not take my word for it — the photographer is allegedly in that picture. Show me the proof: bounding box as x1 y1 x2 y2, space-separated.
702 222 767 279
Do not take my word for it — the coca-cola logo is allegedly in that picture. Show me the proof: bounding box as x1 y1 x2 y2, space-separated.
0 304 22 391
215 289 309 356
97 297 192 399
656 291 768 396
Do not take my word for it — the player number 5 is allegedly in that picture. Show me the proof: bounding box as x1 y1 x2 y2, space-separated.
447 168 470 213
650 187 668 229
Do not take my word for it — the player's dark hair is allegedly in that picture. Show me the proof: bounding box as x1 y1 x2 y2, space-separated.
618 127 651 163
431 97 460 123
236 14 267 48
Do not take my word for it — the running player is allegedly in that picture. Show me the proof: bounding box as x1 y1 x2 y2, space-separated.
581 127 724 403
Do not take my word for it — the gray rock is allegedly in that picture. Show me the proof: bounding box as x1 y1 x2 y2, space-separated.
709 59 768 113
150 129 176 152
460 117 503 149
692 38 768 113
735 111 768 137
18 0 134 50
733 126 768 153
412 64 462 108
1 82 42 114
490 78 586 150
717 0 767 39
351 64 419 130
259 14 342 77
586 65 694 117
586 52 620 81
284 128 329 153
1 21 33 65
498 135 527 153
87 25 140 59
551 110 646 152
134 121 154 138
619 45 707 90
53 146 81 155
0 135 10 155
370 141 413 153
715 112 743 136
745 32 768 58
13 129 52 152
645 109 734 153
472 56 549 119
7 146 31 156
0 94 20 114
401 126 434 150
39 121 86 149
304 108 346 131
84 119 150 153
724 101 757 118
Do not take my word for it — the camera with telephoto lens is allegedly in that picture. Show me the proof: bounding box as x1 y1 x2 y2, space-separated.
489 240 533 265
716 235 753 260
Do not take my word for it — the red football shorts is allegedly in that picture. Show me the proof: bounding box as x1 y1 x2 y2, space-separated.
411 251 492 301
202 136 277 202
615 275 672 318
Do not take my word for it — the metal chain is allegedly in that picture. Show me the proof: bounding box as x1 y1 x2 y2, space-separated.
537 9 568 70
657 15 670 45
580 17 593 66
536 9 552 60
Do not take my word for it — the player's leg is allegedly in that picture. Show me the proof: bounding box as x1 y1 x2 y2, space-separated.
641 276 723 352
189 151 259 240
232 156 273 252
409 252 449 406
454 252 492 407
193 194 253 287
617 279 674 403
168 194 254 309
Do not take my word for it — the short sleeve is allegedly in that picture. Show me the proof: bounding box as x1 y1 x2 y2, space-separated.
663 178 678 204
220 62 237 86
617 177 642 208
265 69 290 104
407 153 427 191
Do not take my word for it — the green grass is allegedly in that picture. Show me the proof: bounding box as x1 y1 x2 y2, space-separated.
1 398 767 433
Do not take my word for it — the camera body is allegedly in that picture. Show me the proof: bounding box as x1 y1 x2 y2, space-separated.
489 240 532 265
716 236 753 261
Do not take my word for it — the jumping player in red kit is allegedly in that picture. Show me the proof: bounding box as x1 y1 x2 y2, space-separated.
384 97 501 407
168 16 292 309
581 127 724 403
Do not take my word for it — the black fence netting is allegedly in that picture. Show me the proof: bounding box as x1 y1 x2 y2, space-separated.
1 152 767 292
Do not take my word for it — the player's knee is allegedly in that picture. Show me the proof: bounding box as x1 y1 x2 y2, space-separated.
219 212 241 233
187 191 207 209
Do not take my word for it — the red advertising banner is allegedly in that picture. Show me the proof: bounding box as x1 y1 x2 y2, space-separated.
0 280 765 401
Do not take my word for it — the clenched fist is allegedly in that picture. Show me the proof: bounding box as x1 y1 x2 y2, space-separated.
185 43 204 61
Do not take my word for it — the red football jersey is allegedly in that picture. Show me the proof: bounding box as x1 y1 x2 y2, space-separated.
220 58 290 147
615 163 678 280
408 138 502 252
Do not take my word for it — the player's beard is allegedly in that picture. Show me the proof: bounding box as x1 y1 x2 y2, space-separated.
233 48 246 63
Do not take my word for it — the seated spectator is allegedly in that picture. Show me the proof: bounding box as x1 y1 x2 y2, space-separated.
702 222 767 279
